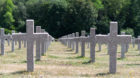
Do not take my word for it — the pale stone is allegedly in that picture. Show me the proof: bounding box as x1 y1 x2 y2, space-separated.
89 28 96 62
11 30 15 52
81 30 86 57
72 33 75 50
12 20 49 72
0 28 12 55
75 32 79 53
96 22 131 74
36 26 41 60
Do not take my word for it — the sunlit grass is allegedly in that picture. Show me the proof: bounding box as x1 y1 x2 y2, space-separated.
0 41 140 78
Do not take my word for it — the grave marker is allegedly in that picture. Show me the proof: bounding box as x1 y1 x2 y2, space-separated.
96 22 131 73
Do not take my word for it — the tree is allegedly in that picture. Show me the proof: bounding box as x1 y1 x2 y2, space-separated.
13 1 27 32
66 0 97 36
1 0 15 30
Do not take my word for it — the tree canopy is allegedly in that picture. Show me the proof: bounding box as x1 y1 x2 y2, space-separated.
0 0 140 38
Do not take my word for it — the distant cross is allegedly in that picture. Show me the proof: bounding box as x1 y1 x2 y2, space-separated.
80 30 87 57
11 30 15 52
36 26 42 60
0 28 12 55
75 32 79 53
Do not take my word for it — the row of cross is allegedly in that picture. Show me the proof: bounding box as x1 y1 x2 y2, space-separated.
59 22 132 74
0 20 54 72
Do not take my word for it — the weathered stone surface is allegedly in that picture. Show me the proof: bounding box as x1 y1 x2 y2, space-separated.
36 26 41 60
89 28 96 62
0 28 12 55
81 30 86 57
96 22 131 74
11 30 15 52
75 32 79 53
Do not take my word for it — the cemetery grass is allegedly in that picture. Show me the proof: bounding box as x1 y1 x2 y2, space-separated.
0 42 140 78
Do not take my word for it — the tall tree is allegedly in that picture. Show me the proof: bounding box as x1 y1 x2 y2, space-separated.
2 0 15 30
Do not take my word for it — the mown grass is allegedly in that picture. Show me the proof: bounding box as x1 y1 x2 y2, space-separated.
0 41 140 78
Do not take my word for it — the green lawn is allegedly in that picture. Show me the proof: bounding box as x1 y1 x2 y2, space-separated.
0 42 140 78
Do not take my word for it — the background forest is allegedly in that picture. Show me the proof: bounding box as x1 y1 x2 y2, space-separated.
0 0 140 38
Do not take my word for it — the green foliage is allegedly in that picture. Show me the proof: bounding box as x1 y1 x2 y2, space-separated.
0 0 140 38
121 28 134 36
0 0 15 30
27 0 97 38
13 1 27 32
92 0 104 10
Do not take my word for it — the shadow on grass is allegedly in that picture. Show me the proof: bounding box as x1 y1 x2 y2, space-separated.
10 70 27 75
136 54 140 56
21 60 27 63
0 73 3 75
0 54 4 56
12 60 26 64
126 63 140 66
96 50 101 52
67 56 85 59
6 51 13 53
96 72 111 76
117 58 125 60
82 60 93 64
48 55 59 59
65 52 77 55
65 49 73 52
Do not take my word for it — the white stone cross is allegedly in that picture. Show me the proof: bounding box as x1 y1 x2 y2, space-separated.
12 20 48 72
96 22 131 73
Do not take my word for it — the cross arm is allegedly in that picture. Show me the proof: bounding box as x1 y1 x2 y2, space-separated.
34 33 48 39
96 35 109 44
116 35 132 44
12 33 26 40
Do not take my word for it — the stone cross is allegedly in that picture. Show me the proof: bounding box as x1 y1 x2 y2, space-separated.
41 29 46 55
137 36 140 50
12 20 48 72
89 28 96 62
87 35 90 48
18 32 22 49
36 26 41 60
75 32 79 53
97 34 102 52
135 36 140 54
24 40 27 48
0 28 12 55
71 33 75 50
7 33 11 46
131 37 135 48
121 32 127 58
98 43 102 52
11 30 15 52
45 33 51 52
80 30 86 57
96 22 131 73
68 35 71 48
